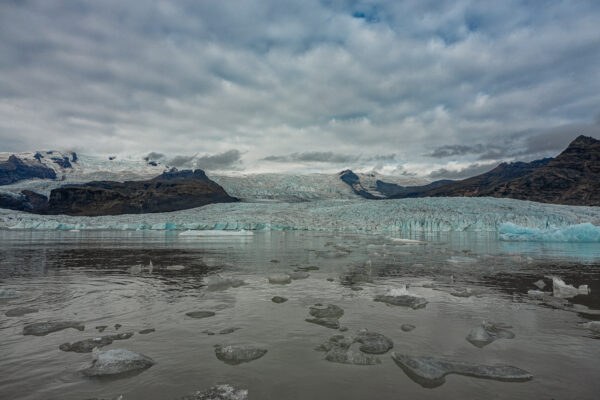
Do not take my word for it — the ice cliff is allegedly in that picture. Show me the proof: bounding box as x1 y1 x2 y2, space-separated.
1 197 599 235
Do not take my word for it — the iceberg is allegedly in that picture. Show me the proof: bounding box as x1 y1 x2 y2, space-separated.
499 222 600 242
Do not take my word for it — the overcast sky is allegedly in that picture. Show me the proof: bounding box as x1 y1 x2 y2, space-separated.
1 0 599 177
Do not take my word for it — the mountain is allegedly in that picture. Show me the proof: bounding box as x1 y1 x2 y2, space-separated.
35 169 238 216
377 135 598 206
0 155 57 185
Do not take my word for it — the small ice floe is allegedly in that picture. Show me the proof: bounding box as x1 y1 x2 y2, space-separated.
581 321 600 334
5 307 38 317
179 230 254 237
271 296 288 304
166 265 186 271
305 304 344 329
324 347 381 366
401 324 416 332
391 353 533 388
60 336 114 353
0 288 20 299
81 349 155 377
205 276 245 291
179 384 248 400
315 332 383 366
388 238 426 245
552 277 590 298
374 286 428 310
267 273 292 284
466 322 515 348
533 279 546 290
447 256 477 264
214 345 267 365
527 290 546 299
355 329 394 354
23 321 84 336
186 311 216 319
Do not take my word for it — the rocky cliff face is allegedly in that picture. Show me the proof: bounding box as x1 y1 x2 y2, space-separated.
0 155 57 185
39 169 238 216
395 135 600 205
342 135 600 206
477 135 600 205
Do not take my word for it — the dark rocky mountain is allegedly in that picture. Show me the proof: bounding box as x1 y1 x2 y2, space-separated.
35 169 238 216
0 155 57 185
0 190 48 212
339 170 380 199
342 135 600 206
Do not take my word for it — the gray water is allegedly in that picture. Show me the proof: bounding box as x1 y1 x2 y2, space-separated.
1 230 599 400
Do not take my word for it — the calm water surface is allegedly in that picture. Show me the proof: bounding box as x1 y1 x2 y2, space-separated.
1 230 599 400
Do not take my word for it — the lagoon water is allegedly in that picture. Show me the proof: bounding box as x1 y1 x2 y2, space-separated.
1 230 599 399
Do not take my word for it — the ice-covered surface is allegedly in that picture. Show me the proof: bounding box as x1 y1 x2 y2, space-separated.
499 222 600 242
0 152 165 197
1 153 426 202
1 197 599 233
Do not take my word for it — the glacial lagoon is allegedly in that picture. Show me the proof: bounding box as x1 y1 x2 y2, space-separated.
1 230 599 399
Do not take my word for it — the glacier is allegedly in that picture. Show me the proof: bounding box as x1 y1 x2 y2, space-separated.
1 197 599 235
499 222 600 242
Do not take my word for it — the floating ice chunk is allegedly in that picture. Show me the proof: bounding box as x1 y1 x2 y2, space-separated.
355 329 394 354
5 307 38 317
388 238 426 245
374 294 427 309
81 349 155 377
23 321 84 336
391 353 533 388
533 280 546 290
466 322 515 348
180 230 253 237
447 256 477 264
186 311 216 319
324 347 381 365
499 222 600 242
214 345 267 365
552 277 590 298
179 384 248 400
268 273 292 284
582 321 600 334
527 290 546 299
387 285 411 296
166 265 186 271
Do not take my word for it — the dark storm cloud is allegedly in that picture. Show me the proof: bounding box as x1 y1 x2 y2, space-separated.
428 162 498 180
195 149 242 170
427 144 487 158
144 152 165 161
169 155 197 168
0 1 599 174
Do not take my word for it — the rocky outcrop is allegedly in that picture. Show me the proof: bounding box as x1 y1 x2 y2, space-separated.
0 155 57 185
0 190 48 211
38 169 238 216
339 170 379 199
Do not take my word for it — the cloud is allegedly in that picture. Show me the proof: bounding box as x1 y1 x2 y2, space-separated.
0 1 599 175
195 149 242 170
169 155 197 168
144 152 165 161
263 151 359 163
428 162 499 180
